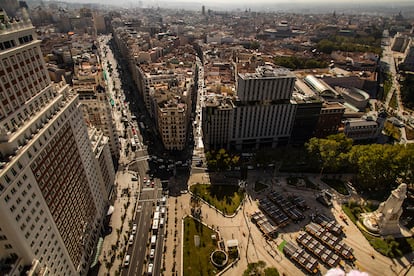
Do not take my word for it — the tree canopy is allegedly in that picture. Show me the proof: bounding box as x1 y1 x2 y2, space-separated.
205 149 240 171
306 134 414 192
243 261 279 276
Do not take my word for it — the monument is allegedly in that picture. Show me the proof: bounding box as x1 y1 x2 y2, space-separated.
362 183 407 235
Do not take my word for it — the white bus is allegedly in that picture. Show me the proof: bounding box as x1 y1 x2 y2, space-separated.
151 235 157 247
131 138 136 151
153 211 160 220
152 219 159 232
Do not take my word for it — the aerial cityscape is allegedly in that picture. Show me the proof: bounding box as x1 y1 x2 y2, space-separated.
0 0 414 275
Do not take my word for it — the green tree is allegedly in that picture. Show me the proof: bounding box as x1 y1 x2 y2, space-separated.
243 261 266 276
264 267 279 276
306 133 353 173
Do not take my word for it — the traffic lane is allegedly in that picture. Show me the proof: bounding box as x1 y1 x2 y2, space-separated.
122 198 148 276
133 200 152 276
153 223 165 276
124 197 153 276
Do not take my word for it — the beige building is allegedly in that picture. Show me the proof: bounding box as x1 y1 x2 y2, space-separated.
152 82 191 151
88 127 116 200
72 52 120 161
0 9 110 276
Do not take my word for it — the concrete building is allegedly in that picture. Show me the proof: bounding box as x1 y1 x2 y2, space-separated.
335 86 370 111
72 51 120 161
343 111 386 141
202 65 297 150
232 65 297 149
314 102 346 138
402 43 414 72
155 97 188 151
202 95 235 150
0 9 109 276
290 79 323 144
88 127 116 201
391 34 411 53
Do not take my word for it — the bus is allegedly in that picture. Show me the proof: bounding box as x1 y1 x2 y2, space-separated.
151 235 157 247
152 219 159 232
131 138 136 151
153 211 160 221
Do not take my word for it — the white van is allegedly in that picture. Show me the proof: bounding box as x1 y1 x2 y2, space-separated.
151 235 157 246
147 263 153 275
124 255 130 267
159 218 164 227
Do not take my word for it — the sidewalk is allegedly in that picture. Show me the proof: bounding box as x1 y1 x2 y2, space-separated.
98 170 138 275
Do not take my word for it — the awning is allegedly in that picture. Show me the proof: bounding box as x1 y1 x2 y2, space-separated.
90 237 103 268
106 205 114 216
226 239 239 248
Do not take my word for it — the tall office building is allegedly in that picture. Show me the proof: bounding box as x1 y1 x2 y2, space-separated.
232 65 297 150
0 8 109 276
202 65 297 150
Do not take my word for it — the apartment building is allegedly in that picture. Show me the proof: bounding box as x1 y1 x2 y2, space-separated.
151 81 192 151
202 95 235 150
88 127 116 201
72 49 120 161
0 9 109 275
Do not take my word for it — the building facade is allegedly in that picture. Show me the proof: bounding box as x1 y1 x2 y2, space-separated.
0 9 109 276
72 52 120 161
202 65 298 150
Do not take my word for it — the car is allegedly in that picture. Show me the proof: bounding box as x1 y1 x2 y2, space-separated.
150 249 155 259
124 255 130 267
159 218 164 227
129 234 134 245
132 223 137 234
151 181 155 187
147 263 153 275
161 196 167 205
159 165 166 169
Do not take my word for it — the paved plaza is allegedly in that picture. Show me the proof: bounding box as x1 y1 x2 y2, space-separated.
161 170 413 276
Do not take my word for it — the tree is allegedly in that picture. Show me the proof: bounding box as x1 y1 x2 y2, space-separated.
243 261 266 276
206 149 240 171
264 267 280 276
306 133 352 173
348 144 414 191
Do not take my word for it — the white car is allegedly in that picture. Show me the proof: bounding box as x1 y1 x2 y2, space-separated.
150 248 155 259
147 263 153 275
124 255 130 267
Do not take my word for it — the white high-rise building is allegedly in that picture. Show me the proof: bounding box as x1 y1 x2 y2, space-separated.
202 65 297 150
0 8 109 276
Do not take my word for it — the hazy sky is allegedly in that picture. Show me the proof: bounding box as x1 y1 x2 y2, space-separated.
51 0 411 4
45 0 414 11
